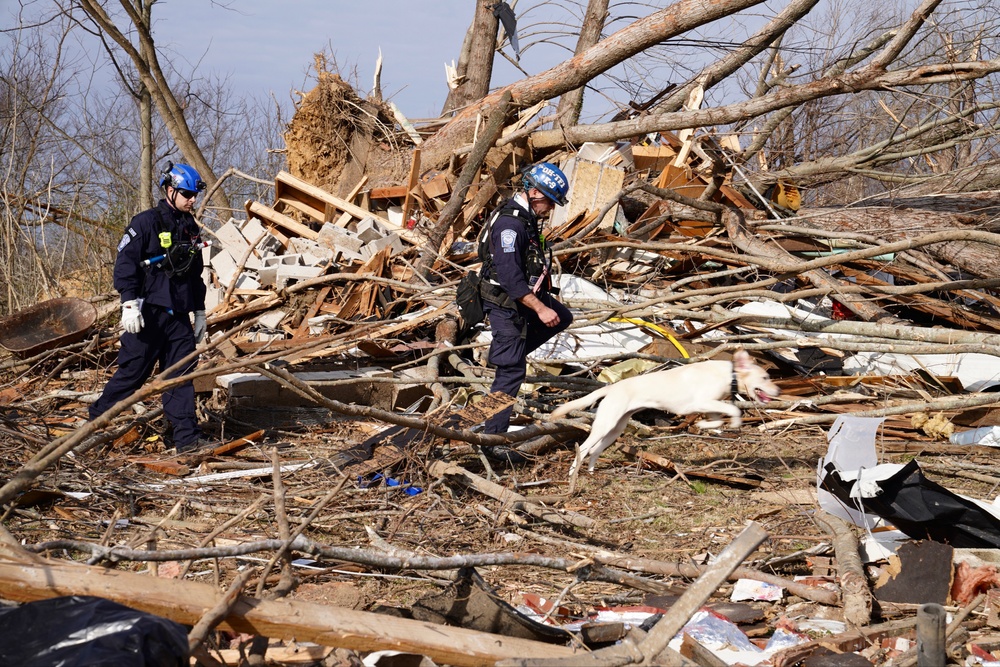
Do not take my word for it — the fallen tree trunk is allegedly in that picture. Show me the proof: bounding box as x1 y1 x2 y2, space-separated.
791 205 1000 280
0 548 579 667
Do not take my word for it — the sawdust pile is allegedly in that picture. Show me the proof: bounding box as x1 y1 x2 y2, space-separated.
284 55 412 197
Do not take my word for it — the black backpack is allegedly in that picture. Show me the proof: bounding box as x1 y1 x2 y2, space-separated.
456 270 485 331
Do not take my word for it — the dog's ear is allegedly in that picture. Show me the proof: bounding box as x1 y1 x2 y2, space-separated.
733 349 751 369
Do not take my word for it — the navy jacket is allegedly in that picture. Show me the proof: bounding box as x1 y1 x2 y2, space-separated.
488 198 547 304
113 200 206 314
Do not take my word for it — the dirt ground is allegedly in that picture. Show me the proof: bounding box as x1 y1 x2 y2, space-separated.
3 381 976 621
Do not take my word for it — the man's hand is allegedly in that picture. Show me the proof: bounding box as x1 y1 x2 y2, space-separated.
192 310 207 343
121 300 144 334
519 293 561 327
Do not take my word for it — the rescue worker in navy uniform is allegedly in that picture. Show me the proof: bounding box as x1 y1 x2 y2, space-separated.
89 163 211 453
479 162 574 463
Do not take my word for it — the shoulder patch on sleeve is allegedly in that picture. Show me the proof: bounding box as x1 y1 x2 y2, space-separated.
500 229 517 253
117 233 131 252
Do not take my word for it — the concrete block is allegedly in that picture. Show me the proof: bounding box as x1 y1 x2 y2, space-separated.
216 221 251 256
258 266 278 287
317 223 365 254
274 264 323 289
240 217 266 242
338 248 366 265
289 238 335 266
205 286 225 312
210 249 239 287
356 216 388 242
262 254 301 267
234 274 261 290
364 232 404 258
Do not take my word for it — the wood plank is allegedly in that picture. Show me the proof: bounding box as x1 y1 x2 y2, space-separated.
0 551 579 666
402 148 421 226
131 459 190 476
275 171 396 232
370 186 408 200
293 286 333 339
275 170 424 245
276 196 325 222
246 200 318 241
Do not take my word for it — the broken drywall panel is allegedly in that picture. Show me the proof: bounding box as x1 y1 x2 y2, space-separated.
844 350 1000 392
256 310 288 330
575 141 632 169
550 157 625 231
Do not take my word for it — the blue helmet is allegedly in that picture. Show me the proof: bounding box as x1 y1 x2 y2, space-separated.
159 162 206 193
523 162 569 206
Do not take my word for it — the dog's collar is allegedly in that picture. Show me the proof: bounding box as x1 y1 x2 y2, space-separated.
731 364 740 397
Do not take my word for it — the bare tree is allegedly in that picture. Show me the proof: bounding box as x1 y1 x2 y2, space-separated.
555 0 610 127
441 0 502 116
72 0 229 210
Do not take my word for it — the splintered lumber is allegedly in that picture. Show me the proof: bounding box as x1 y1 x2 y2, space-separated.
273 171 423 244
428 461 596 530
0 551 579 666
813 512 870 626
622 446 762 489
498 523 769 667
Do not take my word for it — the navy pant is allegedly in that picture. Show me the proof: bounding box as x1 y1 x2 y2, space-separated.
89 305 200 447
483 292 572 434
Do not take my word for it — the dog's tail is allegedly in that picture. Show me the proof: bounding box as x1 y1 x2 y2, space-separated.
549 385 613 420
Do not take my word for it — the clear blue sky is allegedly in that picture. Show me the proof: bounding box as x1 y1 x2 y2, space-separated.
152 0 563 120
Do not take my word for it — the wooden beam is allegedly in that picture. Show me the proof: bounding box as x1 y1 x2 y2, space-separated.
275 171 393 230
402 148 421 226
0 552 579 666
245 200 318 241
276 196 325 223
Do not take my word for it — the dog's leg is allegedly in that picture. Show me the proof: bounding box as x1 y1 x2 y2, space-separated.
693 401 742 429
586 413 632 471
570 393 636 474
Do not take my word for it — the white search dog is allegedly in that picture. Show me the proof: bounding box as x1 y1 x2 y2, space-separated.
550 350 780 477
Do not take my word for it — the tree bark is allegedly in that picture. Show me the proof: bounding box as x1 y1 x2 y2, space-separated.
420 0 772 170
555 0 610 127
441 0 499 116
793 205 1000 280
76 0 227 210
137 0 152 210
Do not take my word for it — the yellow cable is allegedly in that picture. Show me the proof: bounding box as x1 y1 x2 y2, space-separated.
609 317 689 358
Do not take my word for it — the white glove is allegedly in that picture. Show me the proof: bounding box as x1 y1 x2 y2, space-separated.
121 300 144 334
192 310 207 343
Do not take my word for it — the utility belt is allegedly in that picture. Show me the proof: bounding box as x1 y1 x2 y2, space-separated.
480 278 518 310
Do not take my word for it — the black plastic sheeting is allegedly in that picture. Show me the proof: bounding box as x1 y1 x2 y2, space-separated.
820 459 1000 549
0 595 189 667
